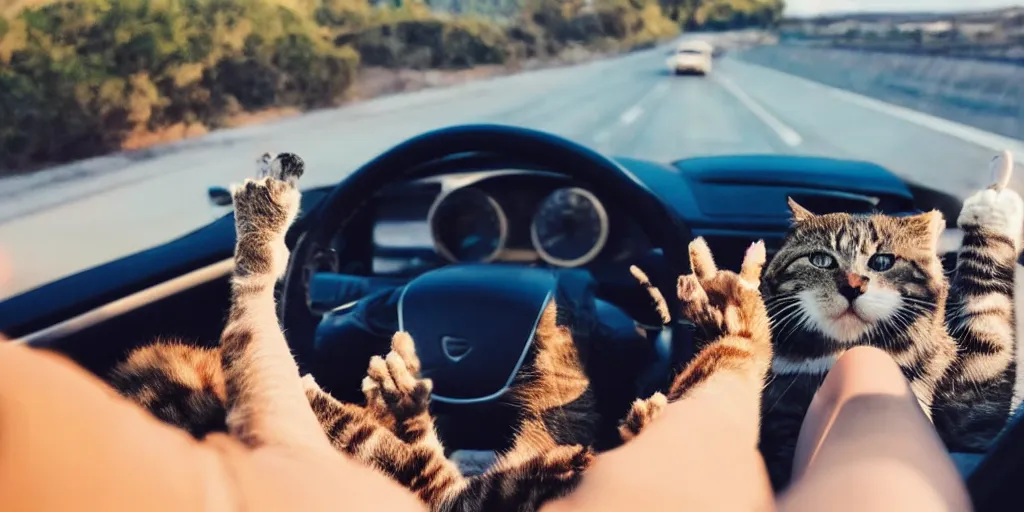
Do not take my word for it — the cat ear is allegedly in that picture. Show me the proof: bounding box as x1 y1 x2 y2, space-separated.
787 197 816 223
902 210 946 249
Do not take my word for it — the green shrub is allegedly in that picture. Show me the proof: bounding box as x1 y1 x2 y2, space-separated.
0 0 360 170
351 16 509 69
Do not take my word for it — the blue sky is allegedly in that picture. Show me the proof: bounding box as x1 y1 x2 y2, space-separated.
785 0 1022 16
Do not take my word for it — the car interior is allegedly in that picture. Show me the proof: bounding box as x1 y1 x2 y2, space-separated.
1 124 1021 508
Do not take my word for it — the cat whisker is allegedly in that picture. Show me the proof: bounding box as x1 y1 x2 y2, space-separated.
768 300 805 324
900 296 938 308
889 310 916 341
763 371 800 416
766 296 801 306
765 293 800 304
778 309 814 348
771 307 810 346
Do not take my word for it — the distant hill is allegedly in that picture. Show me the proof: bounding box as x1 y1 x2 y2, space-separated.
778 5 1024 67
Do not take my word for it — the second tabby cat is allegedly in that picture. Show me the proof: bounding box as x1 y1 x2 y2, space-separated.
758 151 1023 490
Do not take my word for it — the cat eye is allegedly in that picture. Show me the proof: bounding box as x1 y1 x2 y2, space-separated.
868 253 896 271
808 252 837 269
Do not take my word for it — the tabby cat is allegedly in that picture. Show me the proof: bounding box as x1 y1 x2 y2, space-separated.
108 152 598 511
757 151 1023 491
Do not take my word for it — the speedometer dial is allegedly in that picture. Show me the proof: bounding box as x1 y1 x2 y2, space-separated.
428 187 508 263
530 187 609 267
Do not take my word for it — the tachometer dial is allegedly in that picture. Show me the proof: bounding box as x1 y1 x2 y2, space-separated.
530 187 609 267
428 187 508 263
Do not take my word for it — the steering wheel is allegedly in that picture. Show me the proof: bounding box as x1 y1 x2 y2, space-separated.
278 124 694 442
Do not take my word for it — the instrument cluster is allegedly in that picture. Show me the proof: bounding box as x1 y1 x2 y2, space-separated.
428 182 612 267
369 169 650 274
403 166 643 270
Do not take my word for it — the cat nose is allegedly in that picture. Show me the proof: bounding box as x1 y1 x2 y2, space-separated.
838 273 870 301
846 273 869 289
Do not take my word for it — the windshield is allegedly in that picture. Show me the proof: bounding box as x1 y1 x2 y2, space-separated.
676 49 706 55
0 0 1022 301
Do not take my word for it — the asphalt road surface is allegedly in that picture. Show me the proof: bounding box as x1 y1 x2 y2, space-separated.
2 36 1024 302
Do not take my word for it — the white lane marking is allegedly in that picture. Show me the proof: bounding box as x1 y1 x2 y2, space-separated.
735 60 1024 163
714 73 803 147
594 81 671 144
620 106 644 125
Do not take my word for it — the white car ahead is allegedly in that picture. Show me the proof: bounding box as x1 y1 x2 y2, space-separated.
666 40 713 76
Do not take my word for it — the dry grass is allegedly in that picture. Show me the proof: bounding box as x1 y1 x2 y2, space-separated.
0 0 49 17
219 107 303 129
120 122 209 152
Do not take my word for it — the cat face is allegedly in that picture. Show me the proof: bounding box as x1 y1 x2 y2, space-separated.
762 199 947 345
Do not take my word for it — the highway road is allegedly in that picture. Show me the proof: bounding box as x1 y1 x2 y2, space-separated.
2 36 1024 301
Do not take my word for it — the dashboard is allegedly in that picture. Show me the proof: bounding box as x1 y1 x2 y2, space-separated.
0 149 938 343
368 169 652 277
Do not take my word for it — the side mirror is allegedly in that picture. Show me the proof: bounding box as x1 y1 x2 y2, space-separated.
208 186 233 207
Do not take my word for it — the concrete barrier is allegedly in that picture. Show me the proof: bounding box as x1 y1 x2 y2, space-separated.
736 44 1024 140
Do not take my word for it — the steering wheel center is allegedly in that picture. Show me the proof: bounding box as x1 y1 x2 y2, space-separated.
398 264 557 403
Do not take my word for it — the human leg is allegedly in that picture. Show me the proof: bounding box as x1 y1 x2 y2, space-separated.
778 346 971 511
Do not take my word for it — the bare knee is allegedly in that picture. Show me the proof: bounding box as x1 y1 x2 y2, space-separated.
821 346 912 402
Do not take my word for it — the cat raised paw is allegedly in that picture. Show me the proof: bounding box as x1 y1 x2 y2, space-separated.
365 332 434 443
958 150 1024 250
624 239 771 438
677 237 770 347
230 152 305 279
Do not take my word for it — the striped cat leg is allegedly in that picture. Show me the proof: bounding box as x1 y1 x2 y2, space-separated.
301 372 467 508
302 373 385 452
440 445 595 512
363 325 596 512
937 151 1024 452
364 333 446 448
362 332 470 506
218 152 331 451
670 238 771 398
439 301 597 511
501 301 598 460
621 239 772 441
618 265 670 442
